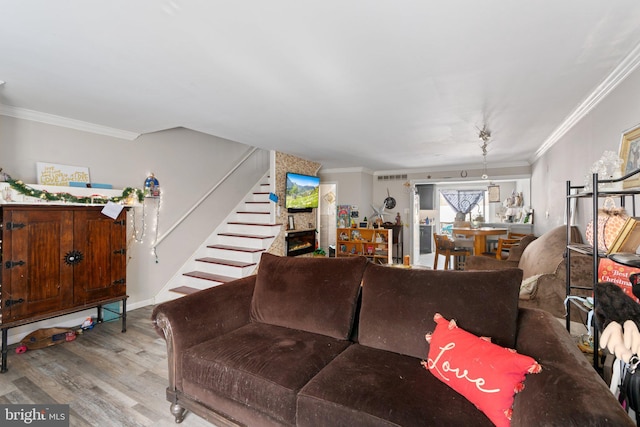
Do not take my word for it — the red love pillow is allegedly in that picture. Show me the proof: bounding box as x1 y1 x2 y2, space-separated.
422 313 541 427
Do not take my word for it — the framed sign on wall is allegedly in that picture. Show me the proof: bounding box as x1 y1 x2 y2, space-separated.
620 124 640 189
488 185 501 203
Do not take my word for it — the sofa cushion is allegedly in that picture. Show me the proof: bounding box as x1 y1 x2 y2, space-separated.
251 252 368 339
423 313 541 427
519 274 543 300
297 344 494 427
358 264 523 359
181 322 351 425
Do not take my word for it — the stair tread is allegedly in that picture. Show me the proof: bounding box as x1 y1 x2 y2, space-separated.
195 257 256 268
236 211 269 214
183 271 236 283
207 244 265 253
227 222 280 226
170 286 201 295
219 232 275 239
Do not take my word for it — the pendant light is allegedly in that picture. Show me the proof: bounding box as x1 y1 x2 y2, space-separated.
479 126 491 179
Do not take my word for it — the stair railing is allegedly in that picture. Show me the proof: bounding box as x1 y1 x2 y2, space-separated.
153 147 266 250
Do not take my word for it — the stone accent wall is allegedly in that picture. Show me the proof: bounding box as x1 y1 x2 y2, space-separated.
268 152 321 256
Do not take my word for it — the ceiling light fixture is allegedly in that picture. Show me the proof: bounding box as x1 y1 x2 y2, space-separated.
479 126 491 179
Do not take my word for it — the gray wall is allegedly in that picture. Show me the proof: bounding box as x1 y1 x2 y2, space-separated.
319 168 374 219
532 64 640 237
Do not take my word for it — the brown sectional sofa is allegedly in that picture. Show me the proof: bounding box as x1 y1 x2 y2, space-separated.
152 253 631 426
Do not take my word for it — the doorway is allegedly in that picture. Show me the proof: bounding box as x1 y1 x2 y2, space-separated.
411 178 531 267
317 183 337 255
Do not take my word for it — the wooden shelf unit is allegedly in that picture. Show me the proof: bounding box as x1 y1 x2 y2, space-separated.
336 227 392 264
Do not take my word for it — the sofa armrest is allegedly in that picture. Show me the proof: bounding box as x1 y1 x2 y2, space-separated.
512 308 633 426
518 273 567 318
464 255 519 271
519 253 593 320
151 275 256 390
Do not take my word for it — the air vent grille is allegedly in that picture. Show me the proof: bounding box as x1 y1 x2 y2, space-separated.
377 174 408 181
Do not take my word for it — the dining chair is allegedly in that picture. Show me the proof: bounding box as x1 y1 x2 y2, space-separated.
433 233 472 270
508 232 531 239
484 227 510 256
495 237 523 260
451 221 474 252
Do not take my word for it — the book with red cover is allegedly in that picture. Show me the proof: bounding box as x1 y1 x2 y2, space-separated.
598 257 640 303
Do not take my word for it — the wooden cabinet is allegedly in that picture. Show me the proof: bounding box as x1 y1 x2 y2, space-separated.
336 227 392 264
1 205 128 372
71 209 127 305
2 208 74 321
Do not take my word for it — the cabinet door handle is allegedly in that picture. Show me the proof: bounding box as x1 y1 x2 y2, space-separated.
64 250 83 266
5 260 25 269
6 222 25 230
113 278 125 285
5 298 25 307
113 249 125 255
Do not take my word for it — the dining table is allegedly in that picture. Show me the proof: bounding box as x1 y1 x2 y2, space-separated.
451 227 509 256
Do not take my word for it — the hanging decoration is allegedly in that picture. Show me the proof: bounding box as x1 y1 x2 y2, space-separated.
151 196 162 263
403 181 416 194
129 181 162 263
478 125 491 179
129 203 146 243
383 188 396 209
0 168 12 182
6 178 144 204
144 173 161 198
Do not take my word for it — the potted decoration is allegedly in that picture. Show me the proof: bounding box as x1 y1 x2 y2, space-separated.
313 248 326 257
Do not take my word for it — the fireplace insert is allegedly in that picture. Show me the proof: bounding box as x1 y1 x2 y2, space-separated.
285 229 316 257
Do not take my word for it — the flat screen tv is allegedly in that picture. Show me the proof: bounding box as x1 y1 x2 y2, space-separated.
285 172 320 212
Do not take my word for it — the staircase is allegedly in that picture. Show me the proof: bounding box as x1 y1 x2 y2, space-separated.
165 176 281 298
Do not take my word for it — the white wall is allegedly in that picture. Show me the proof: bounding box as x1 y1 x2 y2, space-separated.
532 64 640 236
319 169 374 220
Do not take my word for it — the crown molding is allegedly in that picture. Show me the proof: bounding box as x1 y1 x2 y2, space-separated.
318 166 375 175
0 104 140 141
373 161 531 176
534 40 640 161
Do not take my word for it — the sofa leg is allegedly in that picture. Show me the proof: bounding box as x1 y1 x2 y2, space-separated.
170 403 186 423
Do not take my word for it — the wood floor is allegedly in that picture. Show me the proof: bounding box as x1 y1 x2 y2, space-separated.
0 305 214 427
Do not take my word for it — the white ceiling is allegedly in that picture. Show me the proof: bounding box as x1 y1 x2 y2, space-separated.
2 1 640 172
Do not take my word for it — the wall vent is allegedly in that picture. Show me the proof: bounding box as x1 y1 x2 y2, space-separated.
377 174 408 181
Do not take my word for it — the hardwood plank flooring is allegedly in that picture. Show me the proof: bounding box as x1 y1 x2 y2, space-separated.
0 305 214 427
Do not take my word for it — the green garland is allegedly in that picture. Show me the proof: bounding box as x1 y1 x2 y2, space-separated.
6 178 144 204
